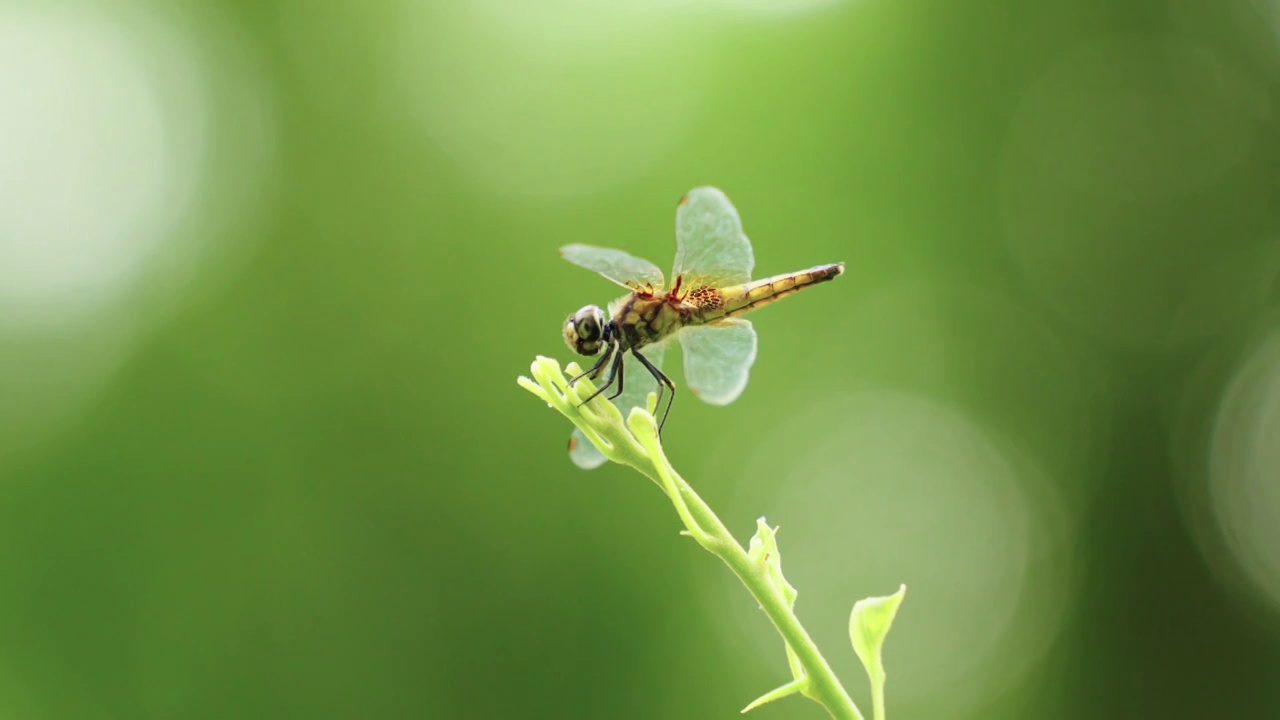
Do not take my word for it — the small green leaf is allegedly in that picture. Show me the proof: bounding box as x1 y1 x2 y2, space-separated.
746 517 771 563
849 585 906 720
747 519 806 684
741 677 809 714
748 518 797 609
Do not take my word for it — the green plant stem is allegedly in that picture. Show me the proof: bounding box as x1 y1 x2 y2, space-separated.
519 357 862 720
871 672 886 720
632 414 862 720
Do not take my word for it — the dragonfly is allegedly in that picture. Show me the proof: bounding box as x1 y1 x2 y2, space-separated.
560 186 844 469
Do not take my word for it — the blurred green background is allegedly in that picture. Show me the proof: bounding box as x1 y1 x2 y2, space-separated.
2 0 1280 717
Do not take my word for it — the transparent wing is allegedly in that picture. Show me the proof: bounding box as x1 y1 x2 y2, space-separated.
672 187 755 289
569 342 668 469
678 318 758 406
561 244 665 291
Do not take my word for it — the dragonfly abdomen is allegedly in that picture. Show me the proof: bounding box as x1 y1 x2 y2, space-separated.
707 263 845 320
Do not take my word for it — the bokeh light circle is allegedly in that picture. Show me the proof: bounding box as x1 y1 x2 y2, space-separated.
1240 0 1280 49
0 4 203 329
1206 326 1280 616
708 0 851 17
392 3 710 198
801 277 1111 495
999 36 1267 348
0 1 275 458
467 0 690 56
711 388 1075 713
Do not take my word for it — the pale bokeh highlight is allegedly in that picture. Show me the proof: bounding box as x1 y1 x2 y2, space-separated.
712 389 1074 714
0 0 275 458
391 3 710 198
1208 328 1280 616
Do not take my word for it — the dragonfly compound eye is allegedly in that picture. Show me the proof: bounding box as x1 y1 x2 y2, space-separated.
563 305 604 356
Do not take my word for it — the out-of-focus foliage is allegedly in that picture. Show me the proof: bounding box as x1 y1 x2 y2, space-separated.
2 0 1279 717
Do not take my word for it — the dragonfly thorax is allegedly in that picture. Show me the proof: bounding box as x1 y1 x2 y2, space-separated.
563 304 607 356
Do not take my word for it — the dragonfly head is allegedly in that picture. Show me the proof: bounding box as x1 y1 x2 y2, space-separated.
563 305 606 356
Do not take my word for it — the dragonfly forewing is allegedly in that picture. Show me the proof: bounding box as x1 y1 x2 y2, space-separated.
561 244 664 292
672 187 754 289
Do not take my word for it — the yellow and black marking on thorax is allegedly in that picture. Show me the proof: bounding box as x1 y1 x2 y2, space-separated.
610 293 692 350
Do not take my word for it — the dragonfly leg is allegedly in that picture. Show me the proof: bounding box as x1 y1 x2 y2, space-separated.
630 349 676 435
578 346 623 406
606 353 626 401
568 343 614 387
